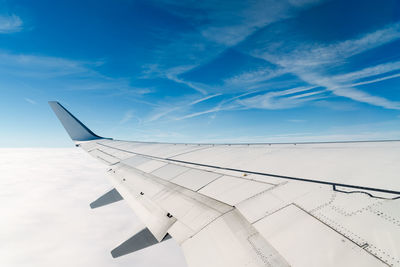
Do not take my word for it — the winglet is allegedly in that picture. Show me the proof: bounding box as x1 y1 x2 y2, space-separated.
48 101 106 142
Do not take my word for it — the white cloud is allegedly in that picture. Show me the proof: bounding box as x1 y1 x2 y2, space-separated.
169 86 327 120
331 61 400 84
237 85 325 109
176 16 400 113
147 106 180 122
142 0 327 95
119 110 134 124
165 71 208 95
176 106 222 120
154 0 325 46
239 92 325 110
157 92 250 121
199 0 323 46
140 2 400 119
142 64 210 95
0 52 149 96
348 73 400 88
288 90 325 99
298 72 400 110
24 97 36 105
189 93 222 105
175 86 327 120
0 14 22 33
255 22 400 67
330 86 400 110
0 53 99 78
0 148 186 267
146 93 225 122
248 23 400 110
223 67 286 89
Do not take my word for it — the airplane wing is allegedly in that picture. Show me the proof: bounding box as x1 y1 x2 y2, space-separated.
49 101 400 267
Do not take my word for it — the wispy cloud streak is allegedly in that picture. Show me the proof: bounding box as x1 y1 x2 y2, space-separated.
147 93 224 122
142 0 328 95
237 86 325 109
24 98 36 105
0 52 150 97
119 110 134 124
331 61 400 83
245 22 400 110
349 73 400 88
189 93 222 105
0 14 22 33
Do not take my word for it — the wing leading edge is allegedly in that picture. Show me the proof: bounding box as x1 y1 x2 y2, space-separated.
49 102 400 267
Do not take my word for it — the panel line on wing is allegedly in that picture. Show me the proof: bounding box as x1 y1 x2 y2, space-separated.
96 142 400 197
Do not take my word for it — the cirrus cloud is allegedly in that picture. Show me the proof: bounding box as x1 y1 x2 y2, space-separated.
0 14 22 33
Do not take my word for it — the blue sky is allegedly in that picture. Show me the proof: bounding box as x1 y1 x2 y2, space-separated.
0 0 400 147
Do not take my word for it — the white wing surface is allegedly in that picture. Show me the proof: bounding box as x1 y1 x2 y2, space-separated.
49 101 400 267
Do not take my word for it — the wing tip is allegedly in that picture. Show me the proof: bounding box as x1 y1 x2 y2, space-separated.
48 100 107 142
